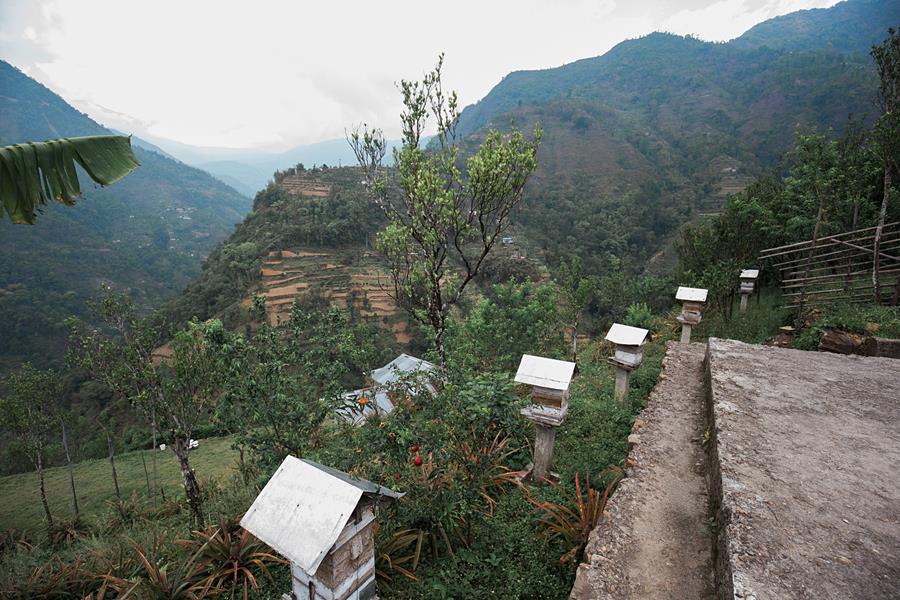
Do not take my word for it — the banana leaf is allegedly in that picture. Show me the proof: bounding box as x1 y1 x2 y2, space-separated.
0 135 140 224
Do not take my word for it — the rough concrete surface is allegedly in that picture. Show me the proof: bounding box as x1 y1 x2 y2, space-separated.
571 342 715 599
706 338 900 599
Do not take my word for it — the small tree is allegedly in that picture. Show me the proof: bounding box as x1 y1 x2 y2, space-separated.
67 290 163 498
349 55 541 373
219 300 374 470
68 291 226 526
556 257 596 362
157 319 228 526
0 363 61 539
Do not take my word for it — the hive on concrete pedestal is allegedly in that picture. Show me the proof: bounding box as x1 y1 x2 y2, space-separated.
240 456 402 600
605 323 649 403
515 354 576 483
675 286 708 342
739 268 759 312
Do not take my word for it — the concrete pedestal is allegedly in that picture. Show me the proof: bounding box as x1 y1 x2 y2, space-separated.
740 293 749 312
614 367 630 402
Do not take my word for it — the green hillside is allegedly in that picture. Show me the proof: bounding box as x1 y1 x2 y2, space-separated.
0 61 252 371
455 0 897 274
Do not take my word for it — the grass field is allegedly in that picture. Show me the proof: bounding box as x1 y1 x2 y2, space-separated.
0 436 240 533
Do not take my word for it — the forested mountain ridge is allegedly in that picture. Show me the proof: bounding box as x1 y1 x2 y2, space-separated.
456 0 898 274
0 60 252 371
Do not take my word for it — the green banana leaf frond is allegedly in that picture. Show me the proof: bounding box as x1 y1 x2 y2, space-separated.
0 135 140 224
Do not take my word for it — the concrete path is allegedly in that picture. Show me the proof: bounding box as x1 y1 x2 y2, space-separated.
571 342 715 599
707 339 900 599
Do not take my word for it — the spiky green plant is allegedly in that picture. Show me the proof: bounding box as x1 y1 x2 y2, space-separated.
528 467 624 564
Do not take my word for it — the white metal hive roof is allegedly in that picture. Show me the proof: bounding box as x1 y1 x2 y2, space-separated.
605 323 649 347
740 269 759 279
514 354 576 391
676 286 709 302
240 456 362 575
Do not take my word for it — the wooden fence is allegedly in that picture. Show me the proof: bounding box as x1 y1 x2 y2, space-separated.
758 222 900 309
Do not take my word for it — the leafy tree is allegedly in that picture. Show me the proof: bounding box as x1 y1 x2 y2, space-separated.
871 28 900 303
0 363 62 538
446 281 563 375
0 135 139 223
349 55 542 373
68 291 227 526
556 257 596 361
218 300 375 471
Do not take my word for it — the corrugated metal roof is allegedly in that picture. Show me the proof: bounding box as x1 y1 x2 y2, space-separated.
605 323 649 347
371 353 436 385
301 459 403 500
240 456 362 574
676 286 708 302
514 354 576 391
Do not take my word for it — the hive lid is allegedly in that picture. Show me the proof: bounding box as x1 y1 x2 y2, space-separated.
514 354 576 391
605 323 649 347
676 286 708 302
240 456 399 575
740 269 759 279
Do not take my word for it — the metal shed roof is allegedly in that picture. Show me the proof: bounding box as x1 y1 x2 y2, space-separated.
740 269 760 279
676 286 708 302
371 353 436 385
605 323 649 347
514 354 576 391
240 456 397 575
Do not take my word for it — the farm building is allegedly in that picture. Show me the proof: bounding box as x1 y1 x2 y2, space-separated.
340 354 438 425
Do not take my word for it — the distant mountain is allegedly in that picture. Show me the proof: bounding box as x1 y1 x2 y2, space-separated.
454 0 896 275
144 135 405 197
0 60 252 371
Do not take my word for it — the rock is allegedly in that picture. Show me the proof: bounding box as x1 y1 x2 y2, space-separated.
818 329 865 355
861 336 900 359
628 433 641 448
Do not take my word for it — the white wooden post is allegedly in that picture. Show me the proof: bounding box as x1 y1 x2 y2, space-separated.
675 287 708 343
739 269 759 313
605 324 649 406
515 355 575 485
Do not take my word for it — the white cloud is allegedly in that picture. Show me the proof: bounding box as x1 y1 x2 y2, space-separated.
660 0 840 41
0 0 840 149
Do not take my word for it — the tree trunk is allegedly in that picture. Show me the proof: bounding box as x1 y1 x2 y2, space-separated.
140 449 151 495
873 167 891 304
107 432 121 499
571 318 579 362
434 315 449 377
173 439 205 528
61 421 79 519
36 451 53 538
151 409 159 499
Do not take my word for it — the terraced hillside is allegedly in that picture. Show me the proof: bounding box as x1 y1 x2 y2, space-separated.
250 248 411 343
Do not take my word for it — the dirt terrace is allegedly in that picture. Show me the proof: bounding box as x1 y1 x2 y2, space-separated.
706 338 900 600
571 342 715 599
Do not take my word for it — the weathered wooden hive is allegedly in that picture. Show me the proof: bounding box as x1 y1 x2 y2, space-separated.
605 323 649 370
241 456 401 600
739 268 759 295
514 354 575 415
675 286 708 326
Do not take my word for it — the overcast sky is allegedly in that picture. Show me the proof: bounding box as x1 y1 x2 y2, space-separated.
0 0 839 151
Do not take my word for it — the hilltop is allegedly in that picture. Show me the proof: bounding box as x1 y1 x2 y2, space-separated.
455 0 897 274
0 60 252 371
